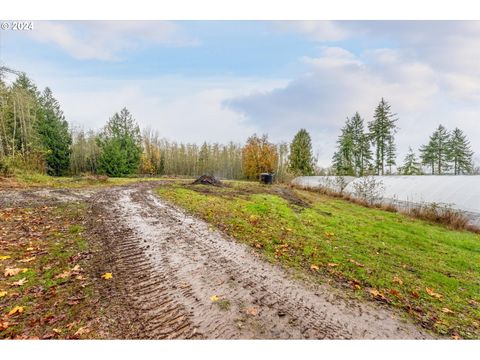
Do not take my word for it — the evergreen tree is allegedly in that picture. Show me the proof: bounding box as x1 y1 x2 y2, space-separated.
288 129 315 175
400 147 422 175
332 118 354 176
420 125 450 175
386 135 396 174
448 127 474 175
37 87 72 176
350 112 373 176
368 98 398 175
333 113 372 176
419 140 436 175
97 108 142 177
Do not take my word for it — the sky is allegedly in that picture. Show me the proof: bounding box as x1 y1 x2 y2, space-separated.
1 20 479 167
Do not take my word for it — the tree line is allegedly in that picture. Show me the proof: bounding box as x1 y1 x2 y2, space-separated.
0 72 318 180
332 98 475 176
1 71 476 180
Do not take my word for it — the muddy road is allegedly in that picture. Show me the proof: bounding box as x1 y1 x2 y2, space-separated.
1 183 433 339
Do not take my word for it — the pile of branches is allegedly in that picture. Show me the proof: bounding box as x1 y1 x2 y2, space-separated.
192 175 223 186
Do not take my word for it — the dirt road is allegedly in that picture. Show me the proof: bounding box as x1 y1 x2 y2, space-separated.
82 183 432 339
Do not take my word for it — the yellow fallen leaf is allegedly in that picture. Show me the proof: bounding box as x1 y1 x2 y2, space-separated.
26 247 34 251
0 291 7 297
71 265 81 272
101 272 113 279
74 327 90 336
324 232 335 237
442 307 454 314
393 276 404 285
8 305 24 316
53 328 62 334
310 264 319 271
210 295 219 302
4 268 28 277
349 259 364 268
0 255 11 261
11 278 27 286
369 289 388 301
327 262 339 267
426 287 443 299
19 257 36 263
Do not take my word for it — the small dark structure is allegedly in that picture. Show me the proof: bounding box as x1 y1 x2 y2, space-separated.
192 174 223 186
259 173 273 185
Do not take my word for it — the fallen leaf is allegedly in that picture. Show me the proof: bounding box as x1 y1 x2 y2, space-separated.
411 290 420 298
11 278 27 286
442 307 454 314
4 268 28 277
55 270 71 279
71 265 81 272
349 259 364 268
324 232 335 237
369 289 388 302
0 291 7 297
0 255 11 261
26 247 34 251
327 262 339 267
8 305 24 316
101 272 113 279
74 327 90 336
310 264 319 271
245 307 258 316
426 287 443 299
0 321 10 331
389 289 401 297
210 295 219 302
393 276 404 285
75 275 86 280
53 328 62 334
19 257 36 263
249 215 259 224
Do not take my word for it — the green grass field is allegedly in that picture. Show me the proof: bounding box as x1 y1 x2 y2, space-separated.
157 181 480 339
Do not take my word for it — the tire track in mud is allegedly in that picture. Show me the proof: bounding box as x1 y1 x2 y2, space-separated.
89 184 433 339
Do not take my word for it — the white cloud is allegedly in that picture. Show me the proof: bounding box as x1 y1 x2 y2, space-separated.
276 21 351 42
27 21 199 61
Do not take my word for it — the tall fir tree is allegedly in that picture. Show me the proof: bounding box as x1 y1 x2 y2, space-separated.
400 147 422 175
288 129 315 175
368 98 398 175
332 118 355 176
448 127 474 175
97 107 142 177
350 112 372 176
420 125 450 175
37 87 72 176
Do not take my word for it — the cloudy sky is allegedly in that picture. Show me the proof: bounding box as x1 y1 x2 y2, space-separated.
1 21 479 166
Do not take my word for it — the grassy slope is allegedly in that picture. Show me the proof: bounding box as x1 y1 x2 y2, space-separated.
157 181 480 339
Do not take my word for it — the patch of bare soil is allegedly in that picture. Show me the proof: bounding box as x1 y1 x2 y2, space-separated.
0 188 95 208
85 182 433 339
